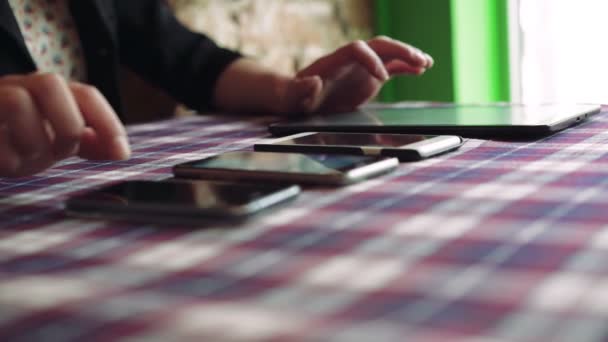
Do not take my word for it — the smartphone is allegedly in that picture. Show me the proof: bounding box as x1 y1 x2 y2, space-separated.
254 132 464 161
64 179 301 223
172 151 399 185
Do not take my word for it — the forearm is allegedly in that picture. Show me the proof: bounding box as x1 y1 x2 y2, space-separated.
212 58 292 115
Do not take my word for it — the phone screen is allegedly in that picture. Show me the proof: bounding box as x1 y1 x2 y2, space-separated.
190 151 382 175
280 133 434 147
66 180 299 214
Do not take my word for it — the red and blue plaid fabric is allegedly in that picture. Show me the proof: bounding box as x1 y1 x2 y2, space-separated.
2 108 608 341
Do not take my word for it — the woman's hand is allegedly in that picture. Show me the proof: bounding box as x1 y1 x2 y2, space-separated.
213 36 432 116
282 36 434 114
0 73 130 178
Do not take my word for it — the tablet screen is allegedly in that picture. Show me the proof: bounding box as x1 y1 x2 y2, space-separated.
298 104 599 126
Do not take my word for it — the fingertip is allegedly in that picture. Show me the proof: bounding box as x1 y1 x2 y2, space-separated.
308 75 323 96
425 53 434 68
306 76 325 113
374 63 390 82
77 128 130 161
293 76 323 114
298 75 322 95
378 67 390 82
111 136 131 160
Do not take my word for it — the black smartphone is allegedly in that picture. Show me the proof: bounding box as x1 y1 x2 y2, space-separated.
64 179 301 223
172 151 399 185
254 132 464 161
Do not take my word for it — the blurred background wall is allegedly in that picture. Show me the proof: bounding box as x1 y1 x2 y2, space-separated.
169 0 373 74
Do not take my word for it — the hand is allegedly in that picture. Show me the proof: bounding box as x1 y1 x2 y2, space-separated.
282 36 434 114
0 73 130 178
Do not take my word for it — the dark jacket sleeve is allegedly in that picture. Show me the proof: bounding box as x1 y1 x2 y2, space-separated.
113 0 242 111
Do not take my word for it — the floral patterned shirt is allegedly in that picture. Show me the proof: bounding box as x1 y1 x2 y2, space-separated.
8 0 87 81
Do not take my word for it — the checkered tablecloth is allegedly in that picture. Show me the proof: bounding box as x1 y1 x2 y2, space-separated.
2 109 608 342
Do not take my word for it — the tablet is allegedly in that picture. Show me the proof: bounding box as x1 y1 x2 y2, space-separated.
268 103 601 138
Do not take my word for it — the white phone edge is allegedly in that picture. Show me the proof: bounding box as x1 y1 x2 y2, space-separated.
257 132 463 158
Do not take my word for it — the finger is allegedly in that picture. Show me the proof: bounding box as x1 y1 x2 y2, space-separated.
367 36 433 69
76 127 102 160
385 60 427 76
1 73 84 159
0 126 21 177
347 41 390 81
409 47 434 69
298 40 389 81
287 76 323 114
423 52 434 68
69 83 130 160
301 76 324 113
0 85 52 160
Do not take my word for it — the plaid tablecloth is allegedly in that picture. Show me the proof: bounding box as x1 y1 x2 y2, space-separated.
2 108 608 341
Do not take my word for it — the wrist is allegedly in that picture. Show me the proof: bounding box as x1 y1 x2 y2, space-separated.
213 58 295 115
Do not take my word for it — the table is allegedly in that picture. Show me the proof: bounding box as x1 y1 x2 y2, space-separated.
2 108 608 341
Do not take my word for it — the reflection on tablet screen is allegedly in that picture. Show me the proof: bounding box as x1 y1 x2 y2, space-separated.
302 104 599 126
192 151 379 175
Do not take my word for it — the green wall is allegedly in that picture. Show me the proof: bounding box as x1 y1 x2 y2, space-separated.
374 0 510 103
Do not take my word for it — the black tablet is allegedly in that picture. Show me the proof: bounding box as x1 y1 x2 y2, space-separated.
269 103 601 138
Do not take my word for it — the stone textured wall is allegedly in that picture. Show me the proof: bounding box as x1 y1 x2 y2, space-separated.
168 0 374 74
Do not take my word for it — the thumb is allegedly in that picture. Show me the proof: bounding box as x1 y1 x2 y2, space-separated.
283 76 323 115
